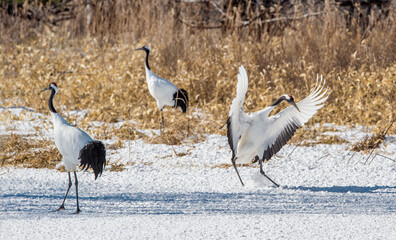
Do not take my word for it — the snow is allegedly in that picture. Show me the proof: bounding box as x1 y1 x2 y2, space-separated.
1 107 396 239
3 215 396 240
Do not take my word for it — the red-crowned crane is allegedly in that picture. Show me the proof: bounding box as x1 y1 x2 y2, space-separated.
227 66 329 187
134 46 188 133
40 83 106 214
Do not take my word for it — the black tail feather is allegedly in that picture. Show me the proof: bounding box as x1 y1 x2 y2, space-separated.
173 88 189 113
79 140 106 180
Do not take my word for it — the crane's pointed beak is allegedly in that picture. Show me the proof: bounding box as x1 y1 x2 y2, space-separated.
291 101 301 112
134 47 144 52
39 87 50 94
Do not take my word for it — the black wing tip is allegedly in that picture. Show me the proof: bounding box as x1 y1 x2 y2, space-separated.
226 116 235 153
262 121 301 161
79 140 106 180
174 88 189 113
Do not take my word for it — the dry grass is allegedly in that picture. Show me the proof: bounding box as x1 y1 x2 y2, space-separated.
349 120 395 153
108 157 128 172
1 133 62 168
350 133 385 153
108 162 125 172
213 163 254 169
0 1 395 168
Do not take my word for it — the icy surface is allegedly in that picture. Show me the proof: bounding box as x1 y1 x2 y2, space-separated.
1 107 396 239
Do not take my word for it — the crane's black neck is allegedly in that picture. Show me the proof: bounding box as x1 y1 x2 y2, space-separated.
271 96 287 107
144 49 151 70
48 89 57 113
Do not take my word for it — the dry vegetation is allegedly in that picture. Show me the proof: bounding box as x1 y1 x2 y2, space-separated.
0 0 395 168
1 133 62 168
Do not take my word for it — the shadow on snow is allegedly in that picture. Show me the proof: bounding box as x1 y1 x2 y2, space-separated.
284 185 396 193
1 186 395 217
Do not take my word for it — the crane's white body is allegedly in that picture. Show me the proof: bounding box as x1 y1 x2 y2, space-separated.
229 66 328 164
135 45 188 133
144 65 178 110
51 112 93 171
41 82 106 213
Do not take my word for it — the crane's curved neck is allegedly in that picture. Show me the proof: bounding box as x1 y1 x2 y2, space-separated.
144 50 151 70
271 96 286 107
48 89 57 113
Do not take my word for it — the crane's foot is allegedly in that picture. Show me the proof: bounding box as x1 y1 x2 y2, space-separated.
258 157 280 188
260 171 280 188
52 205 66 212
73 208 81 214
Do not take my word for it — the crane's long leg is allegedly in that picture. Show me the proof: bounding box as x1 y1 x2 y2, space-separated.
53 172 72 212
160 110 164 134
259 157 280 188
73 172 81 214
232 157 245 186
187 109 190 136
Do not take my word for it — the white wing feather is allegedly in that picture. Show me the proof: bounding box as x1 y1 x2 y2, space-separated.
227 66 251 156
257 76 329 159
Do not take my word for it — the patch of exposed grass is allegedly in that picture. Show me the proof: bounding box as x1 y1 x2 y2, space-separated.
350 133 385 153
349 120 394 153
108 162 126 172
1 133 61 168
212 163 254 169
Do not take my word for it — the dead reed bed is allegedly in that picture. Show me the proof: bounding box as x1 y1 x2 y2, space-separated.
0 1 395 168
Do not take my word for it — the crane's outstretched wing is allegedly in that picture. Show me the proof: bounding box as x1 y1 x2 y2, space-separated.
258 76 329 161
227 65 250 158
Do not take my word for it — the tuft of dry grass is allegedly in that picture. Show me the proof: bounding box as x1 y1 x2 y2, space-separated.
108 157 127 172
350 133 385 153
213 163 254 169
108 163 125 172
349 120 395 153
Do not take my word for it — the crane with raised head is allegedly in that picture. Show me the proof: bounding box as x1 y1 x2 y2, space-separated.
134 46 189 133
227 66 328 187
40 82 106 213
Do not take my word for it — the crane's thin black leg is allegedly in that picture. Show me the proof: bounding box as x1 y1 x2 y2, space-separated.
53 172 72 212
187 111 190 136
73 172 81 214
232 157 245 186
160 110 164 134
259 157 280 188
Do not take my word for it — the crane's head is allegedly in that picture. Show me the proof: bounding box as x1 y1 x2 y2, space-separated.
134 45 150 53
39 82 59 95
283 95 300 112
272 94 300 112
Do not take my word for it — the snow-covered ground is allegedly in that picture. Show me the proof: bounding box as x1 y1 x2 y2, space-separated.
1 107 395 239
